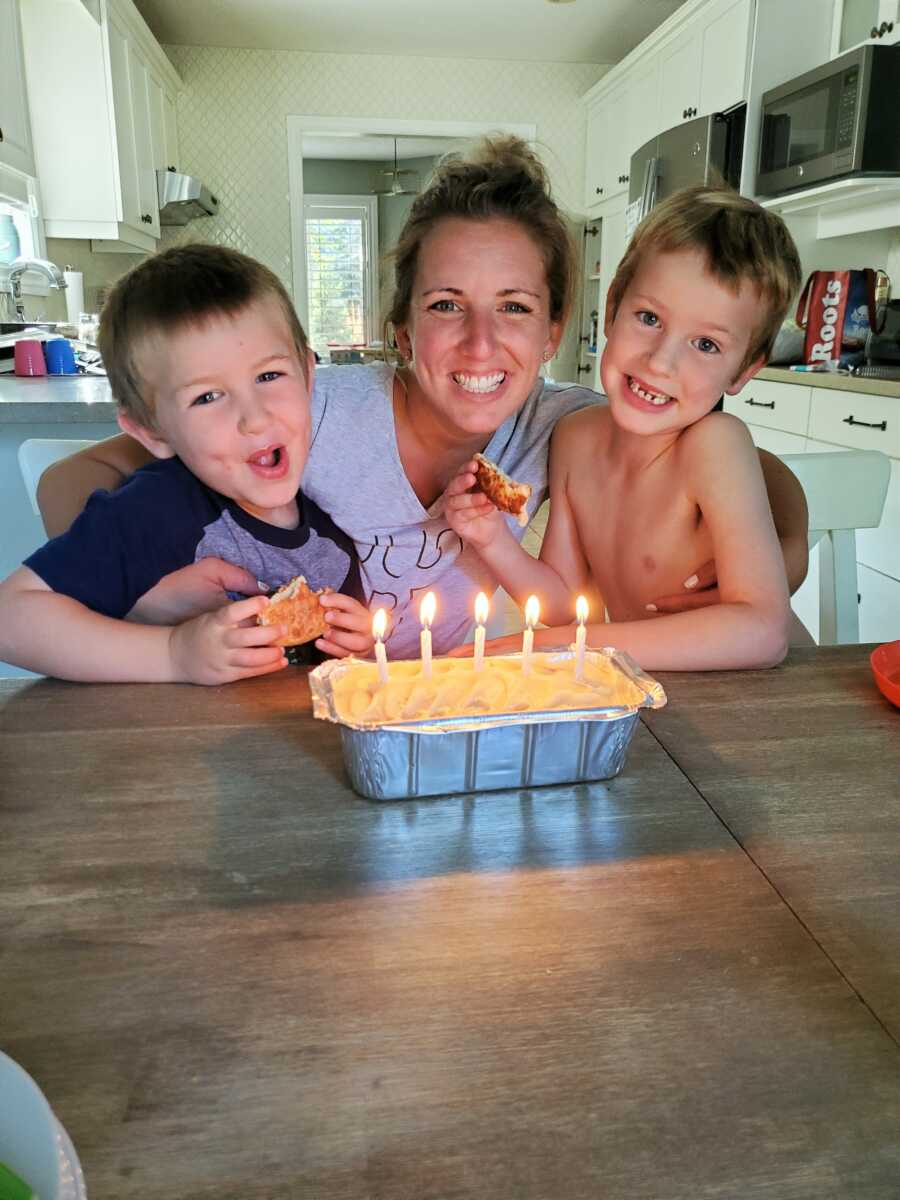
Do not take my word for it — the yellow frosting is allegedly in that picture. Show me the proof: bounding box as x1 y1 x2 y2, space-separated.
331 653 645 725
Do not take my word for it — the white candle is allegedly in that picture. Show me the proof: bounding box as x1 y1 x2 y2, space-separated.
420 591 436 679
372 608 389 685
574 595 589 682
522 595 540 675
473 591 489 672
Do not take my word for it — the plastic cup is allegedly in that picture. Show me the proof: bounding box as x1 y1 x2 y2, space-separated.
13 339 47 377
45 338 78 375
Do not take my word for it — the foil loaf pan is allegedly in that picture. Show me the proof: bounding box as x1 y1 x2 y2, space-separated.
309 648 666 801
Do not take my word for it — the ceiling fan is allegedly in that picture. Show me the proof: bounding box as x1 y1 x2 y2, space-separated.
375 138 419 197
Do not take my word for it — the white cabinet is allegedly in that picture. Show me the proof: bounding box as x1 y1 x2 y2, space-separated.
832 0 900 53
699 0 752 116
0 0 35 178
21 0 180 251
584 80 630 210
657 31 701 131
723 378 812 437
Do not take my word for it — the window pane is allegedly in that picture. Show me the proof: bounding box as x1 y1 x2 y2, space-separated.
305 215 366 352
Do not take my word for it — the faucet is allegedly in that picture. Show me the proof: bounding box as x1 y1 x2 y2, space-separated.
7 256 67 321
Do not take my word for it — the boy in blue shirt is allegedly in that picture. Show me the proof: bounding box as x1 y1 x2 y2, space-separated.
0 244 372 683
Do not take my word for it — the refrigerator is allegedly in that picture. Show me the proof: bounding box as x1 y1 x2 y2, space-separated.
628 107 746 226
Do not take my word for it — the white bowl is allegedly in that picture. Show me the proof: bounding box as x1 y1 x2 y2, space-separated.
0 1051 86 1199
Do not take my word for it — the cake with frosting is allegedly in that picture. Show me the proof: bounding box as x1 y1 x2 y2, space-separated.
330 653 646 725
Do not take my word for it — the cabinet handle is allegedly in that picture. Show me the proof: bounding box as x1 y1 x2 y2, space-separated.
745 397 775 409
871 24 880 36
843 415 886 430
576 363 592 375
880 20 894 33
595 186 603 195
0 126 4 143
141 213 153 224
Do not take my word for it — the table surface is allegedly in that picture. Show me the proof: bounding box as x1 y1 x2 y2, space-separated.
1 645 898 1200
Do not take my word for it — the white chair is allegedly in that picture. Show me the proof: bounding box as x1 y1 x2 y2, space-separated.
17 439 98 523
780 450 891 645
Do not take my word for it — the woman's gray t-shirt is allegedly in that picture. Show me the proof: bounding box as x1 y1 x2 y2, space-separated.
302 362 599 657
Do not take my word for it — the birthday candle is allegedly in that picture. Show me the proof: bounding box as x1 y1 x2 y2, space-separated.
574 595 588 682
522 595 539 675
420 591 436 679
473 592 489 672
372 608 389 685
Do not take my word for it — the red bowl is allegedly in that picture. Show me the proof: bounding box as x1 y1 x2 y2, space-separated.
870 640 900 708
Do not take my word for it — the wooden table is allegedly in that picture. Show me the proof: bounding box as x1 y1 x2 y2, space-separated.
1 646 898 1199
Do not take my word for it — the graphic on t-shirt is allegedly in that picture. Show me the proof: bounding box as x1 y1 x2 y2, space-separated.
416 527 463 570
369 588 399 613
196 512 351 592
358 533 402 579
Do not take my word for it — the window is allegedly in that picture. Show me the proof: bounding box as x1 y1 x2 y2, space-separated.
302 195 378 357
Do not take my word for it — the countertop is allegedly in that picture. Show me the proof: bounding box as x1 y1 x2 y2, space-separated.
1 367 898 426
0 373 114 423
757 365 900 398
1 645 898 1199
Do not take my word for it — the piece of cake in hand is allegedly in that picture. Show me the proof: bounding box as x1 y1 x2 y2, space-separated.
258 575 331 646
473 453 532 527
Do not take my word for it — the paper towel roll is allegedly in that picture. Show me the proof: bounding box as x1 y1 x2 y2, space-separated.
63 269 84 327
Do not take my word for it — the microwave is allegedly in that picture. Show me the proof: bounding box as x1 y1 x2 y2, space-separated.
757 44 900 197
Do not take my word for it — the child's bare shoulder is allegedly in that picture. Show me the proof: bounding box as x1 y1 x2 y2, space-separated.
679 409 755 463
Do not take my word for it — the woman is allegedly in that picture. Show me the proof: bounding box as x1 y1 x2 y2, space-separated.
40 137 808 655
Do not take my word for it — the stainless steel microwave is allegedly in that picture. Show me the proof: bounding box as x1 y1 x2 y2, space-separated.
756 44 900 197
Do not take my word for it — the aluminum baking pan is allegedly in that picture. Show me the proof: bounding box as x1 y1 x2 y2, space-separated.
310 648 666 801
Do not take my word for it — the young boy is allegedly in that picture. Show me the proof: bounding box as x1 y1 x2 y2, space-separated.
0 244 373 684
445 185 804 671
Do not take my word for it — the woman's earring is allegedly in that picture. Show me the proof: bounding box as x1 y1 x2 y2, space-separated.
542 350 552 362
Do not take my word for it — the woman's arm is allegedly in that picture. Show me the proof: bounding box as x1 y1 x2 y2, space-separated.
647 447 809 612
37 433 153 537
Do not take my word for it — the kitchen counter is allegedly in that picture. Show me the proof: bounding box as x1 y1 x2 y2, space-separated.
758 365 900 399
0 373 115 423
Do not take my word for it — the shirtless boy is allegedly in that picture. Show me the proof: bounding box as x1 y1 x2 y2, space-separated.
445 185 803 671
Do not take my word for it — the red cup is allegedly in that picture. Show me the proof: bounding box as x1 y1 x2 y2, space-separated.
14 339 47 377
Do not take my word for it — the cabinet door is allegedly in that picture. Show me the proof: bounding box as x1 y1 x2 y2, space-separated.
129 47 160 236
604 80 631 199
627 56 661 166
858 563 900 642
584 98 608 209
594 198 629 383
699 0 752 116
833 0 899 51
856 454 900 580
0 0 36 177
657 32 701 132
724 379 812 436
106 9 141 230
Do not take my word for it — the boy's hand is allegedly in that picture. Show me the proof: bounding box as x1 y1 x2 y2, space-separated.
444 460 509 551
647 561 719 614
168 595 288 684
316 593 377 658
128 558 266 625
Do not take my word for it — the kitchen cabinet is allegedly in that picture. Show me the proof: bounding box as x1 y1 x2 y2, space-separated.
657 32 701 131
832 0 900 53
0 0 35 178
698 0 752 116
21 0 180 251
583 80 630 210
726 376 900 645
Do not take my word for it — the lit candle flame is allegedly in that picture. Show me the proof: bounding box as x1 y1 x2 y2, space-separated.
372 608 387 641
576 595 589 625
474 591 489 626
525 595 540 630
420 591 437 629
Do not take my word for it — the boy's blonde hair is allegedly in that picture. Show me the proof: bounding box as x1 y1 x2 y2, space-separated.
607 185 802 374
99 243 310 430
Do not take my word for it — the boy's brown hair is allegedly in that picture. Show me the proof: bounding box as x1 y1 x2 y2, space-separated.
606 184 802 374
98 243 309 429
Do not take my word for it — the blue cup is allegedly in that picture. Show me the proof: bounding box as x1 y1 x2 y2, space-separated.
45 338 77 375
